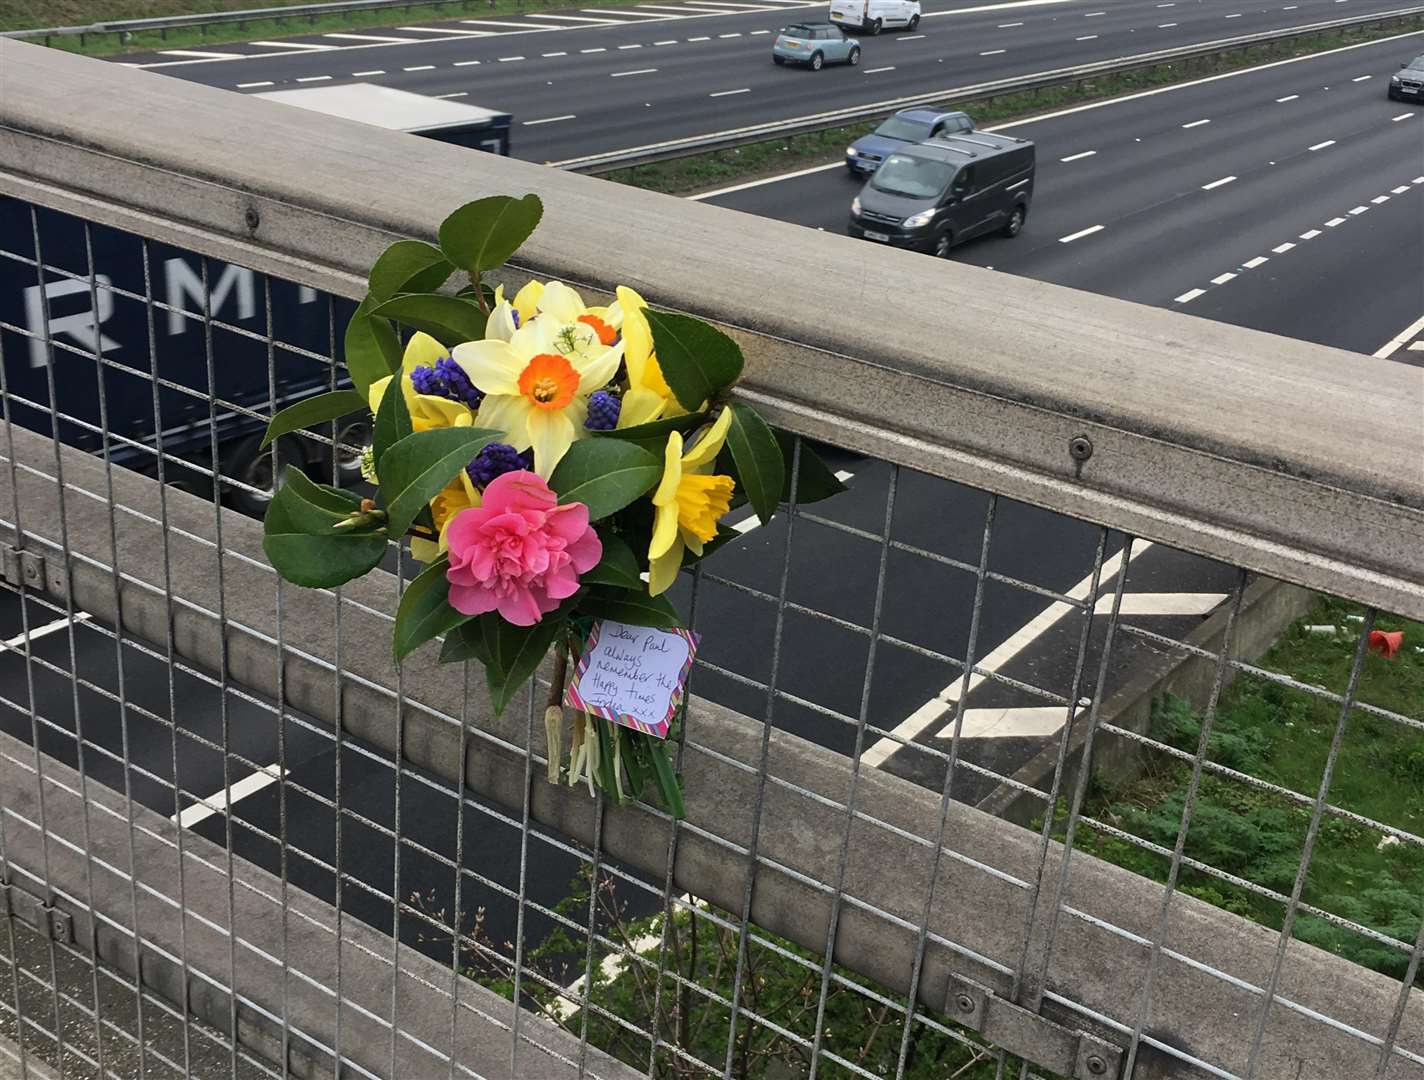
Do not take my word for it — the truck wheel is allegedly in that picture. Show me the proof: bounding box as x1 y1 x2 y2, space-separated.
223 434 303 519
810 50 823 70
848 46 860 65
907 13 919 30
933 228 953 258
331 415 373 486
1001 205 1026 238
869 17 882 34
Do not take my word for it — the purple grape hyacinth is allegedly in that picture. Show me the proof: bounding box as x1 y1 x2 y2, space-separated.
466 443 533 488
409 355 484 410
584 390 621 431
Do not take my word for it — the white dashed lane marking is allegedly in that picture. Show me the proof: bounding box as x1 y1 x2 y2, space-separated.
1058 224 1104 243
1201 175 1235 190
1060 150 1096 162
524 114 576 125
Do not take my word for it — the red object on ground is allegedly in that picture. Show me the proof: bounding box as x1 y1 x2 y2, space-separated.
1369 630 1404 659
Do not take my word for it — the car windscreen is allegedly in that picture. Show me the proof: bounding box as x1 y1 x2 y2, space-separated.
782 24 813 36
874 117 933 142
871 154 954 199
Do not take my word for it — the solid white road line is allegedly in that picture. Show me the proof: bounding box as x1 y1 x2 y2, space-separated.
862 542 1155 769
1058 224 1104 243
536 13 621 22
175 765 286 830
1201 175 1235 190
250 40 337 50
1372 313 1424 358
941 706 1074 740
323 32 419 43
436 92 469 98
688 160 844 198
2 614 91 653
1093 592 1227 616
1060 150 1096 161
1175 288 1205 303
160 49 246 58
524 114 577 125
1242 255 1269 268
459 18 563 28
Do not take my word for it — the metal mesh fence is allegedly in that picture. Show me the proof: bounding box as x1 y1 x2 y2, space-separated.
1 194 1421 1080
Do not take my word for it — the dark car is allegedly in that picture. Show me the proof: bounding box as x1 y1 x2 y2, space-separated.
845 109 974 175
1389 55 1424 100
847 133 1035 257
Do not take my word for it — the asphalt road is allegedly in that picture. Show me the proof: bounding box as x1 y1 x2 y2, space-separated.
125 0 1424 162
700 29 1424 355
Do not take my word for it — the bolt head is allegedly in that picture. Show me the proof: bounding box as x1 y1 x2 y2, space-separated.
954 992 975 1014
1085 1053 1108 1076
1068 435 1094 462
244 207 261 231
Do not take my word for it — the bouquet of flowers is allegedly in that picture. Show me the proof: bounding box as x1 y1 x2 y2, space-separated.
259 195 841 816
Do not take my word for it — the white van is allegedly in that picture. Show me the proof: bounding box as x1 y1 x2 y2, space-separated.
828 0 919 34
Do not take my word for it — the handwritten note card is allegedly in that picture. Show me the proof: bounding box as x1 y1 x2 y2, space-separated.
564 620 700 739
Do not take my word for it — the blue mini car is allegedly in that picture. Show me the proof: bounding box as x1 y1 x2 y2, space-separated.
845 109 975 175
772 23 861 70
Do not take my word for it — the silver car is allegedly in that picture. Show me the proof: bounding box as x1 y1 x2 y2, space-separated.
772 23 861 71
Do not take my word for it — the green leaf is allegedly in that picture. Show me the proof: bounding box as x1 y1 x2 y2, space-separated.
265 466 361 533
647 739 685 819
774 430 848 506
482 613 566 716
579 587 683 630
394 556 472 662
372 369 412 473
438 194 544 273
724 403 783 526
368 293 487 346
262 472 385 588
644 310 744 412
680 523 738 569
261 389 369 450
581 532 643 589
439 620 491 665
368 240 456 303
593 412 708 451
377 427 501 539
548 439 661 522
343 298 401 395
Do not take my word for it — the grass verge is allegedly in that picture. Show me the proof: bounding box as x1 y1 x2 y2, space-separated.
605 18 1424 196
1 0 659 55
1062 595 1424 983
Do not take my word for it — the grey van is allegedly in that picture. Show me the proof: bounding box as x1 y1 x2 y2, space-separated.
846 133 1034 256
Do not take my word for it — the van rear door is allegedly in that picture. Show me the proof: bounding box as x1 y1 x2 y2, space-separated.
828 0 866 26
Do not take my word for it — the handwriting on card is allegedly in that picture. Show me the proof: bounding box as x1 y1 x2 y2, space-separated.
564 621 699 739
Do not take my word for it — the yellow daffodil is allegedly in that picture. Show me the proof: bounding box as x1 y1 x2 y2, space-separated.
488 281 545 341
647 409 736 596
613 285 680 429
411 468 481 563
367 332 476 431
451 312 620 478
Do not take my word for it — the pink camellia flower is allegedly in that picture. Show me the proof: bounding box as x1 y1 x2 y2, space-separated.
445 471 602 626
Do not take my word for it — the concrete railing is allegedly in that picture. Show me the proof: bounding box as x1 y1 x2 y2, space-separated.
2 39 1423 1080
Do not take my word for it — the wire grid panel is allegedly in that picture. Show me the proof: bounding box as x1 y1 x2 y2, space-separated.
0 196 1422 1080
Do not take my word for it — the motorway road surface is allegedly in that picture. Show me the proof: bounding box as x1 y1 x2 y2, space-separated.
5 29 1419 1008
123 0 1424 162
